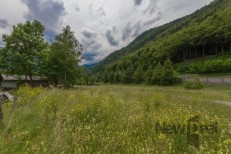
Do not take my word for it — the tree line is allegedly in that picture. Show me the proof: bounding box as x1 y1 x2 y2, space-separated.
0 20 83 87
93 0 231 85
94 59 179 85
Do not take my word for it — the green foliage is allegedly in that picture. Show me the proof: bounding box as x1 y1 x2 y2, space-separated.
0 22 83 87
152 63 163 84
144 66 153 84
1 86 231 153
93 0 231 81
44 26 82 87
183 79 205 90
92 19 181 73
152 59 179 85
124 65 135 83
17 85 43 105
134 66 143 83
0 20 48 84
176 53 231 74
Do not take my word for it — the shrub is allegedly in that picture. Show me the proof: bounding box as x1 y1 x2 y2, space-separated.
17 85 44 105
183 79 205 90
152 59 180 85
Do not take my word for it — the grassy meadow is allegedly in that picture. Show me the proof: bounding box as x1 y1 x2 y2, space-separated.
0 85 231 153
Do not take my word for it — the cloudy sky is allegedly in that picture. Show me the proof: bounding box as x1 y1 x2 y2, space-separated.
0 0 214 64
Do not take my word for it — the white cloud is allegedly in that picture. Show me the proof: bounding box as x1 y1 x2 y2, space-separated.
0 0 27 37
0 0 214 64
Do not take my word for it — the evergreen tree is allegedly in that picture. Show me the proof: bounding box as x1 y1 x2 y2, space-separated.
162 58 176 84
103 71 109 83
114 71 121 83
124 65 135 83
152 59 178 85
145 66 153 84
109 72 115 83
152 62 163 85
134 66 144 83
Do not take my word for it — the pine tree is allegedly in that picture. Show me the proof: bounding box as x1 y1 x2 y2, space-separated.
145 66 153 84
134 66 144 83
124 65 135 83
152 62 163 85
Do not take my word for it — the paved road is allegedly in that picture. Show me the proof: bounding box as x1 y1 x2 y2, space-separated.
182 76 231 85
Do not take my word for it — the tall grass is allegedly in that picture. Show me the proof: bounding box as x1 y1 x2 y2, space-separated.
0 85 231 153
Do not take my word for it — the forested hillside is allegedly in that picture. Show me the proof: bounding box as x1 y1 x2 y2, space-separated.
175 53 231 74
92 0 231 84
92 18 185 72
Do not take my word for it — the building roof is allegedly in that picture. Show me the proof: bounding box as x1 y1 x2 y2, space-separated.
0 74 47 81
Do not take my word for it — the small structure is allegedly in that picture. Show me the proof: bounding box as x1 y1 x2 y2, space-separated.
0 92 17 122
0 74 48 89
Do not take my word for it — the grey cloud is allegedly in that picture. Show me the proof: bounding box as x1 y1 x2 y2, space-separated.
91 43 101 51
143 0 159 15
106 30 119 46
82 31 97 39
81 30 102 63
149 7 155 15
133 0 143 6
82 30 101 52
75 6 80 12
112 26 118 32
122 22 133 41
83 51 98 61
143 12 163 27
173 3 189 10
83 41 102 53
133 22 143 38
0 19 9 28
89 3 93 10
0 39 3 47
80 29 106 64
82 39 102 63
21 0 66 33
97 7 106 17
82 39 102 51
82 39 96 46
123 17 159 41
122 24 132 40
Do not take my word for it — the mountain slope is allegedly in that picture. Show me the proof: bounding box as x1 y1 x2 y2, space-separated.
93 0 231 83
92 18 187 72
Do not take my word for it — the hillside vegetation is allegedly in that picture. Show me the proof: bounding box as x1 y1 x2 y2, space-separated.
0 85 231 153
92 0 231 84
92 18 186 73
176 53 231 74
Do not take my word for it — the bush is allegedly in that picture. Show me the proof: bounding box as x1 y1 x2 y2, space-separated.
176 54 231 74
183 79 205 90
17 85 44 105
152 59 180 85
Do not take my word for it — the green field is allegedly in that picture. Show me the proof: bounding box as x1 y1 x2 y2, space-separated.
0 85 231 153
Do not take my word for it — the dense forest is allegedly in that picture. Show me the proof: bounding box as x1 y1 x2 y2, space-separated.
92 0 231 84
175 53 231 74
